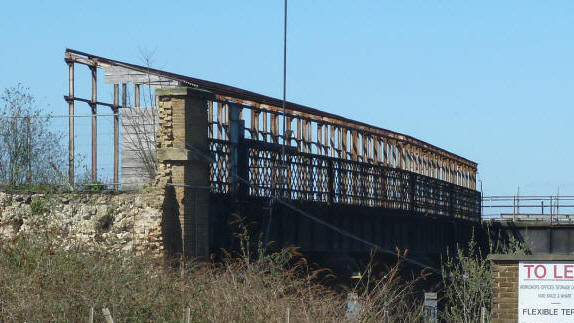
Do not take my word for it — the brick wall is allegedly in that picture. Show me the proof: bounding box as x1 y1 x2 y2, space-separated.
489 254 574 323
490 259 518 322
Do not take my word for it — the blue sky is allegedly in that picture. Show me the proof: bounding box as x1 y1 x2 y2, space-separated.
0 1 573 196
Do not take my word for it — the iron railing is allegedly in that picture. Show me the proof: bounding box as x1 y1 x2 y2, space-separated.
482 195 574 223
210 139 481 222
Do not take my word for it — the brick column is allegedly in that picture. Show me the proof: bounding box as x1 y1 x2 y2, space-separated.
490 257 519 322
155 87 213 259
489 254 574 323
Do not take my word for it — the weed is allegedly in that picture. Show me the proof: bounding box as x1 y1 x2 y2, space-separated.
87 181 107 191
30 199 45 214
440 232 529 322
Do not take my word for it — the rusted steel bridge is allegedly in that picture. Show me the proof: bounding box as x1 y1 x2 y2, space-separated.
64 49 482 266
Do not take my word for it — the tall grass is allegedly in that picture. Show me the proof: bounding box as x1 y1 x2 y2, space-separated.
351 250 427 322
0 225 428 322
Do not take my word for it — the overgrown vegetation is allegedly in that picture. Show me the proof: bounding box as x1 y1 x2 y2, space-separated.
0 208 531 322
441 238 491 322
0 85 109 193
0 84 66 187
441 232 528 322
351 250 427 322
0 224 431 322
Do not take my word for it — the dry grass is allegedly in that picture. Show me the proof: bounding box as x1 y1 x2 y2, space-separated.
351 250 428 322
0 228 426 322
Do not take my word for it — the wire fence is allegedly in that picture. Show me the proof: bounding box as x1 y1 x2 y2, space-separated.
0 182 151 193
0 113 118 119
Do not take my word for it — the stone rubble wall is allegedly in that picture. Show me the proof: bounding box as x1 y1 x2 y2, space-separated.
0 88 209 258
0 189 165 255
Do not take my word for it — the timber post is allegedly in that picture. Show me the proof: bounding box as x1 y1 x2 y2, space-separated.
155 87 214 260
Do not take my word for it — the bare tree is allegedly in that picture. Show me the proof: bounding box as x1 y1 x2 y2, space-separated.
0 84 66 186
122 106 158 179
121 49 160 188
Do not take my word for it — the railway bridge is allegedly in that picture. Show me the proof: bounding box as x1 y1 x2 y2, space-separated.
64 49 482 268
483 195 574 255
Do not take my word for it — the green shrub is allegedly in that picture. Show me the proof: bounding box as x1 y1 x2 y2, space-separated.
441 234 528 322
29 199 45 214
87 181 107 191
441 238 491 323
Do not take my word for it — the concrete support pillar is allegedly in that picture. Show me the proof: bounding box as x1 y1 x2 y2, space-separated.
155 87 214 260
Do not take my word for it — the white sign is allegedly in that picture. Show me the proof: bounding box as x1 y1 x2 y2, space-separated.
519 261 574 323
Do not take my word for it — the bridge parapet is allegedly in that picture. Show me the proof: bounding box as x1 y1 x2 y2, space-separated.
210 138 480 221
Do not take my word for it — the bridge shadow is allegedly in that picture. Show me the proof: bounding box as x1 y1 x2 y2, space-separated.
161 182 183 258
209 194 487 272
